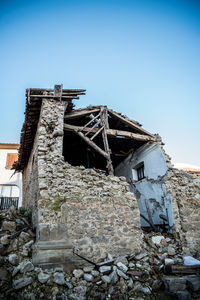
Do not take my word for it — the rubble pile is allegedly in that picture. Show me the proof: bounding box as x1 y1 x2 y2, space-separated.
0 206 200 299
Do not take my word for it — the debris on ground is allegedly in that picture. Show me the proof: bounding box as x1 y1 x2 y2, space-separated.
0 206 200 299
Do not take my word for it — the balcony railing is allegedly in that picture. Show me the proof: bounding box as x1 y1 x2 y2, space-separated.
0 197 19 210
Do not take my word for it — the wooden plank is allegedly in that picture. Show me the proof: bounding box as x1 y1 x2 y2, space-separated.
108 109 154 137
30 95 79 99
75 131 109 159
100 108 114 175
90 126 105 141
164 265 200 275
64 108 100 120
64 124 154 141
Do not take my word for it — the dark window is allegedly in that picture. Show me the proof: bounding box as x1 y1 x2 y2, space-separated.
137 163 145 181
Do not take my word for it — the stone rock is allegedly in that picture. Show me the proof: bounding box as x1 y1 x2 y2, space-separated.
135 252 148 260
73 285 87 295
175 291 192 300
38 272 50 283
25 293 35 300
73 269 84 279
116 269 129 280
102 275 111 283
152 236 165 246
12 265 20 277
163 277 187 293
114 257 129 266
53 272 65 285
8 253 19 266
23 240 34 249
20 260 34 273
109 270 118 284
0 267 8 280
2 221 16 233
99 265 112 273
91 270 99 277
83 273 93 282
164 258 174 266
69 294 86 300
167 246 176 256
19 232 30 244
83 266 94 272
13 276 33 289
116 262 128 273
133 282 151 294
186 275 200 291
7 238 18 252
1 235 10 245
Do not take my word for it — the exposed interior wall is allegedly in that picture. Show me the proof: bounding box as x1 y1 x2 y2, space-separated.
166 167 200 256
115 143 174 229
22 99 142 269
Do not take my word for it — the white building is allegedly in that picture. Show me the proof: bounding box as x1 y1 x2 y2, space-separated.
0 143 22 208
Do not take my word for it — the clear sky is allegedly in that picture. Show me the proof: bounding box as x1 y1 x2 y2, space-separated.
0 0 200 166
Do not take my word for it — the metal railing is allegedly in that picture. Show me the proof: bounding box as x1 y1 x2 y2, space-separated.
0 197 19 210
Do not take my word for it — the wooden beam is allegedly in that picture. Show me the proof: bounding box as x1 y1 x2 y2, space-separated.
75 131 109 159
108 109 154 137
64 124 155 141
30 95 79 99
100 108 114 175
64 108 100 120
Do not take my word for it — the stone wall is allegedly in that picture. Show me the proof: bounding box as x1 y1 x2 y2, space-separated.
22 99 142 269
166 167 200 256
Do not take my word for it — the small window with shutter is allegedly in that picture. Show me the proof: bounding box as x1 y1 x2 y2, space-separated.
6 153 18 169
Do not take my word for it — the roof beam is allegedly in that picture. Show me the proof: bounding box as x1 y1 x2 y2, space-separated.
108 109 154 137
64 124 155 142
64 108 100 120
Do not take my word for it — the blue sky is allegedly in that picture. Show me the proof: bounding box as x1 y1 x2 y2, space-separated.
0 0 200 165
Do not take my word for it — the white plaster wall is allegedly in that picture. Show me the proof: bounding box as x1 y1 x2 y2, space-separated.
115 143 174 228
0 149 22 207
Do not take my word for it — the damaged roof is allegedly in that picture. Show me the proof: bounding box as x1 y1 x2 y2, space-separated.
15 86 160 172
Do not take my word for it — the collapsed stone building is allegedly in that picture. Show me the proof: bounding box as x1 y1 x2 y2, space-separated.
14 85 200 270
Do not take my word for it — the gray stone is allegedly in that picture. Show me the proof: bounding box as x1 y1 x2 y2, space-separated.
186 275 200 291
12 265 20 277
83 266 94 272
167 246 176 256
116 269 129 280
152 235 165 246
20 260 34 273
133 282 151 294
38 272 50 283
23 240 34 249
109 270 118 284
114 257 129 266
19 232 30 244
83 273 93 282
102 275 111 283
8 254 19 266
53 272 65 285
69 294 86 300
1 235 10 245
91 270 99 277
0 267 8 280
25 293 35 300
73 269 84 279
2 221 16 233
13 276 33 289
116 262 128 273
65 281 73 289
164 258 174 265
135 252 148 260
175 291 191 300
163 277 187 293
73 285 87 295
99 265 112 273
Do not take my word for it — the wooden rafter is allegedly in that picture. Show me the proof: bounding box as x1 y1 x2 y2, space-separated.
64 108 100 120
64 124 155 142
108 109 154 137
